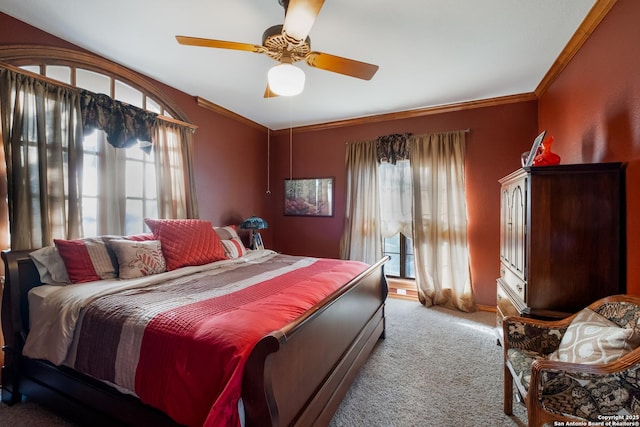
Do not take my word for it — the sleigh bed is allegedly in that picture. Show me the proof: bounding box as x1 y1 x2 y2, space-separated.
0 226 389 427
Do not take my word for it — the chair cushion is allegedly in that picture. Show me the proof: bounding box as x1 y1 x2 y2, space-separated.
540 372 640 421
507 348 541 391
548 308 637 364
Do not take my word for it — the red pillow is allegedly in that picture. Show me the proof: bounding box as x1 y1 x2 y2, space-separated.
144 218 227 271
54 237 118 283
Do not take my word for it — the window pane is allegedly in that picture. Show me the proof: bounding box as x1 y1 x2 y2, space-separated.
146 97 162 114
386 254 400 277
145 200 157 222
126 146 144 161
82 197 98 237
405 236 414 255
125 199 144 235
126 160 144 198
405 254 415 279
20 65 41 74
115 80 143 108
76 68 110 94
82 154 98 197
145 162 156 196
45 66 71 84
384 233 400 253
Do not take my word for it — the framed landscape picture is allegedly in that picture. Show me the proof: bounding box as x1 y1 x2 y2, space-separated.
284 177 334 217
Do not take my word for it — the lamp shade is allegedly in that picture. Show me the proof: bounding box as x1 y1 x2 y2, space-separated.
240 216 268 230
267 63 305 96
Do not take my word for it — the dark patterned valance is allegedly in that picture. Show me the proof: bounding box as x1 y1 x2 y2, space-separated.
376 133 412 164
79 90 156 153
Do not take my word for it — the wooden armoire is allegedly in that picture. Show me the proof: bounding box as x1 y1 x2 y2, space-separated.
496 163 625 341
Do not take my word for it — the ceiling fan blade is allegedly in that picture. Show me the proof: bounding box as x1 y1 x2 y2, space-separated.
282 0 325 45
176 36 263 53
264 84 279 98
306 52 379 80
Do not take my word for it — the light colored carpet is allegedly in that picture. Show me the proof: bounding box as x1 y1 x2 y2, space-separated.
330 297 527 426
0 298 528 426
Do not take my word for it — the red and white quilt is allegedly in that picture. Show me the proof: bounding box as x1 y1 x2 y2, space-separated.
24 251 369 426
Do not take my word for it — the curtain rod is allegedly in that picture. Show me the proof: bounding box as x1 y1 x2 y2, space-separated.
345 128 471 144
0 61 197 131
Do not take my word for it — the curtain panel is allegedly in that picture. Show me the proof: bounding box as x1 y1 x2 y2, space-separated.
340 140 382 264
410 131 475 312
0 68 84 249
153 121 199 219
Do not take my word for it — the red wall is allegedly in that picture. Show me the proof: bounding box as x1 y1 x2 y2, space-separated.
538 0 640 295
0 13 269 246
269 102 538 306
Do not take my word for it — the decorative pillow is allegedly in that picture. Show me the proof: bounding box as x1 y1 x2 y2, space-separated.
214 225 248 258
220 239 248 259
548 308 637 364
108 239 166 279
125 233 155 241
29 246 71 285
144 218 227 271
54 237 118 283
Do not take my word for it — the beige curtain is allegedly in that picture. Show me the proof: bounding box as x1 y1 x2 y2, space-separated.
153 121 199 219
411 131 475 312
340 140 382 264
0 68 84 249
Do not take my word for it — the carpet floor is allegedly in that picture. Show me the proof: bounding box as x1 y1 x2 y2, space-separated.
0 297 528 426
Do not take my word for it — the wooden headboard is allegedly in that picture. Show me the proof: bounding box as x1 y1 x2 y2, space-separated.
2 250 42 351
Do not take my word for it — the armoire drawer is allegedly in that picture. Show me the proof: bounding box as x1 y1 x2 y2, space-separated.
500 263 526 302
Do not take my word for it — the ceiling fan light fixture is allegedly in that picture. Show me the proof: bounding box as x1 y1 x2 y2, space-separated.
268 63 305 96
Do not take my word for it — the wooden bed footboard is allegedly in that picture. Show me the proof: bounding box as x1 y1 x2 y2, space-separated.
1 249 388 426
243 256 389 426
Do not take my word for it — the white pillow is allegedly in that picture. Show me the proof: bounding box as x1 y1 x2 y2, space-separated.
548 308 638 364
29 246 71 285
109 239 167 279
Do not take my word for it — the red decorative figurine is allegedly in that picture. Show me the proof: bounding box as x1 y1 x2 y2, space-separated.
533 135 561 166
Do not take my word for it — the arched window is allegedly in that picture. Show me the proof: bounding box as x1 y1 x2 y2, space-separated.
0 46 196 245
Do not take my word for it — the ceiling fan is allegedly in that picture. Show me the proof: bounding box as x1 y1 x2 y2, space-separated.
176 0 379 97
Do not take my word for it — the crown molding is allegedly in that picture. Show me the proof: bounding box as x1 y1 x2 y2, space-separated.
535 0 617 97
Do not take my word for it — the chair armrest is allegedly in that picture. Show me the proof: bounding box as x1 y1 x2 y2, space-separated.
502 315 572 355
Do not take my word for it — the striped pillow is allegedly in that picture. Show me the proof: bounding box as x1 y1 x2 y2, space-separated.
214 225 248 258
54 237 118 283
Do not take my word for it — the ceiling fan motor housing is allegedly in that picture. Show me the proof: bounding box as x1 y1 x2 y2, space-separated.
262 25 310 62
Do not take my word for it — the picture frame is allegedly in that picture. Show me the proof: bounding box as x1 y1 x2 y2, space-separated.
524 130 547 167
284 177 334 217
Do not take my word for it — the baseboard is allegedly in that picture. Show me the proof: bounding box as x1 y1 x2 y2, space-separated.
477 304 496 313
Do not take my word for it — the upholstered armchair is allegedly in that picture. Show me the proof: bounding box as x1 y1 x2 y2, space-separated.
502 295 640 427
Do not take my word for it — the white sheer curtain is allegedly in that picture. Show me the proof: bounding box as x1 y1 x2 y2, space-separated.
378 159 413 239
339 140 382 264
411 131 475 312
93 129 127 235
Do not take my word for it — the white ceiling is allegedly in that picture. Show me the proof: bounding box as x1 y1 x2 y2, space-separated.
0 0 597 130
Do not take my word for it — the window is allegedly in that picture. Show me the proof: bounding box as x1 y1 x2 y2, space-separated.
383 233 415 279
19 63 172 235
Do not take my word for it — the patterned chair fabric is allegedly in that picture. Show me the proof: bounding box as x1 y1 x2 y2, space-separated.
502 296 640 427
